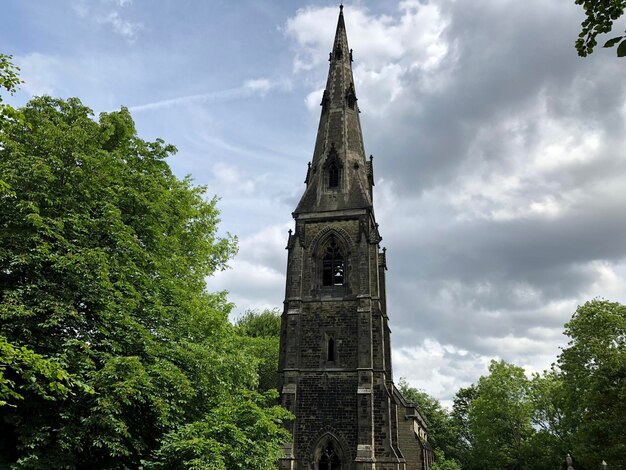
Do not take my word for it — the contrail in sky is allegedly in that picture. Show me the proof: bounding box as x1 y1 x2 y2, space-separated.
128 78 276 113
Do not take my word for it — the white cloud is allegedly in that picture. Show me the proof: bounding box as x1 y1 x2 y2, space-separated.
72 0 89 18
584 261 626 302
286 3 447 71
285 2 449 113
305 87 324 112
14 51 141 109
15 53 62 96
373 151 626 396
98 11 142 41
244 78 272 93
208 223 290 319
394 339 493 405
212 163 256 196
403 92 615 225
72 0 142 41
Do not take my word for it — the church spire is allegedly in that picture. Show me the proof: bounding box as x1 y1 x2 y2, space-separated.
278 6 433 468
294 5 373 215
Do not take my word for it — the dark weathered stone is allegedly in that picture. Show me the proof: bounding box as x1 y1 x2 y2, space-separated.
278 6 434 470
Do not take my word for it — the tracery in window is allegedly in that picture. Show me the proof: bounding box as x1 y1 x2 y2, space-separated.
322 237 344 286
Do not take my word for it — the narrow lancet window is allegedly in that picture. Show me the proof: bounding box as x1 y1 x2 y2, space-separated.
328 161 339 188
323 236 344 286
327 338 335 362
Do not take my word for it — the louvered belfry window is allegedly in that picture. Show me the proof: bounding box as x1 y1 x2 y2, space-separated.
323 237 344 286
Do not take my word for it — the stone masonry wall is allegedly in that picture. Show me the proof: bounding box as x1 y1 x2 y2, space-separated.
299 300 359 369
294 374 358 466
397 411 425 470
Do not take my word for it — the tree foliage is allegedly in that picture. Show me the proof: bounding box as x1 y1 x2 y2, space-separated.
558 299 626 468
0 95 289 468
430 450 462 470
447 362 568 470
527 369 569 467
466 361 534 469
0 55 84 413
0 54 24 127
0 335 90 407
442 299 626 470
450 384 477 461
234 308 281 392
146 391 288 470
575 0 626 57
235 308 281 339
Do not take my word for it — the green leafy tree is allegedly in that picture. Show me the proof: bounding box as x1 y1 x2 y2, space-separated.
0 336 90 406
575 0 626 57
466 360 534 470
146 391 289 470
526 369 569 468
451 383 478 466
0 54 21 194
0 54 24 127
431 449 462 470
558 299 626 468
0 55 83 414
235 308 281 338
0 96 289 468
235 308 281 392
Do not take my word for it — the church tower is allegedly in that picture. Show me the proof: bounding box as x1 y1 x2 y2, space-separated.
278 6 433 470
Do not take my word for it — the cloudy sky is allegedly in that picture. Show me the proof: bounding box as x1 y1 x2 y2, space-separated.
4 0 626 403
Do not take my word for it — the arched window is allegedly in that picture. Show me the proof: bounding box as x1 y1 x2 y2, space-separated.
319 441 341 470
322 237 344 286
328 161 339 188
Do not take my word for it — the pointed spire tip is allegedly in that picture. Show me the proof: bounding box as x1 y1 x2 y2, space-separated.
340 3 343 12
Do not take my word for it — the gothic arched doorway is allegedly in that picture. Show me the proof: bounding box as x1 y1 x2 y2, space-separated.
318 441 341 470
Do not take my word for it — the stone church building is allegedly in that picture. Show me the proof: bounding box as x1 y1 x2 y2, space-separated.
278 6 434 470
